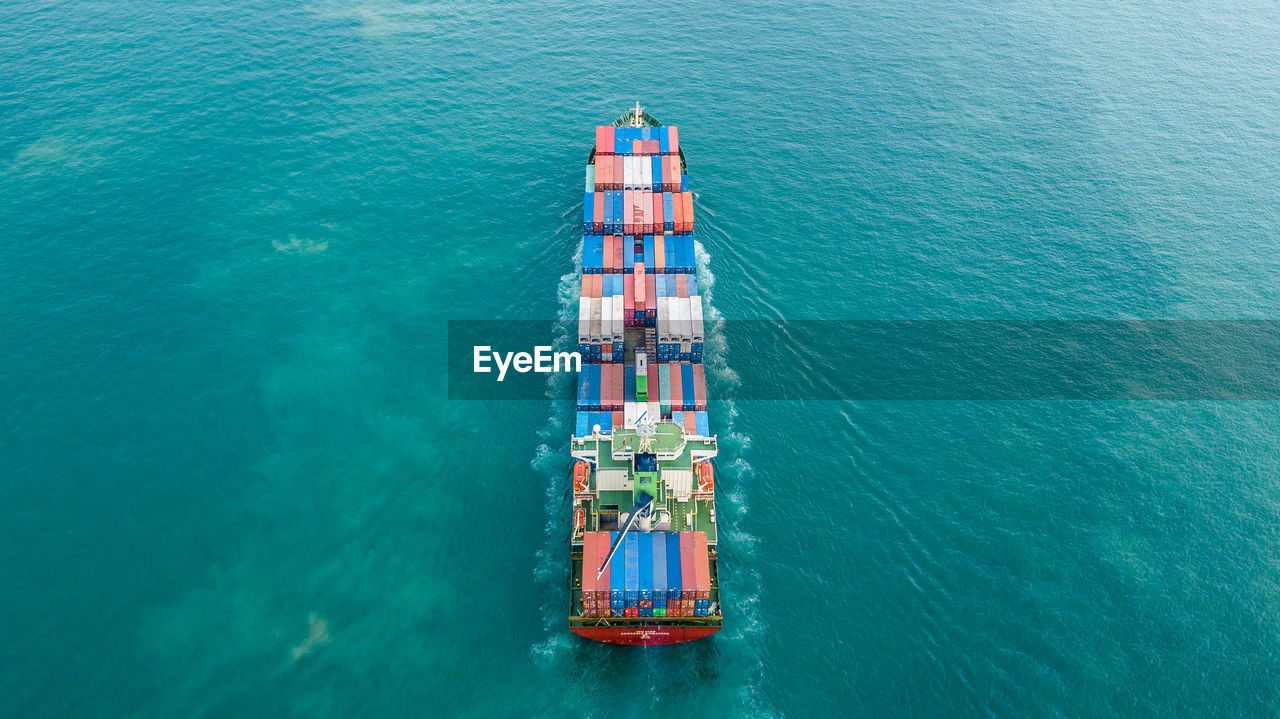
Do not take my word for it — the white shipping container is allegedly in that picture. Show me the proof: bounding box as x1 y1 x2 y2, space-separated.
679 296 692 344
646 401 662 423
623 156 634 189
624 401 643 427
578 297 591 343
690 296 704 342
589 297 602 343
612 295 624 343
641 157 652 190
600 296 612 343
657 296 671 343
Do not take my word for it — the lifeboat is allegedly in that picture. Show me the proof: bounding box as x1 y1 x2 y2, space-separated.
572 460 590 492
574 507 586 533
697 462 714 492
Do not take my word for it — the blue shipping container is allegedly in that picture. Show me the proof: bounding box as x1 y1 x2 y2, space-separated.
696 411 709 437
584 193 593 230
643 236 655 272
688 275 698 296
658 126 670 155
576 412 589 436
671 410 684 427
588 363 599 409
638 532 653 601
663 193 674 232
666 532 682 600
577 371 591 409
611 532 623 600
625 365 636 400
624 532 639 600
681 364 694 410
653 531 667 600
681 174 689 192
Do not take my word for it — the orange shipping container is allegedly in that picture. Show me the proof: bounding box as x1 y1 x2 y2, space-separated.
693 531 710 600
654 234 666 273
682 192 694 233
634 265 646 310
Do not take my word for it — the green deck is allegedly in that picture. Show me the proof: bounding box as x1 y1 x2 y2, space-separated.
570 423 719 541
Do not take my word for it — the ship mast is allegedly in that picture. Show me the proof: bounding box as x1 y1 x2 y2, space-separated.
630 101 644 127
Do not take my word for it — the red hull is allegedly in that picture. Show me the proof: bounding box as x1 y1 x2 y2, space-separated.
571 624 720 646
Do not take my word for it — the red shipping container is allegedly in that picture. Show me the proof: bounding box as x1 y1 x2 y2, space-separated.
581 275 590 298
615 363 626 410
676 274 687 298
684 410 697 435
672 193 684 234
631 192 644 232
625 608 638 617
653 191 664 231
624 272 635 324
645 274 656 315
663 156 675 192
634 265 646 310
669 363 682 410
594 532 609 601
611 410 623 429
692 364 707 410
651 139 662 155
693 532 710 600
644 191 654 234
654 234 666 273
668 126 680 156
647 367 659 404
680 532 696 600
632 139 642 155
589 274 601 298
613 234 623 270
581 533 597 598
597 157 610 191
601 235 613 273
593 193 604 234
611 364 622 411
596 126 613 156
682 192 694 233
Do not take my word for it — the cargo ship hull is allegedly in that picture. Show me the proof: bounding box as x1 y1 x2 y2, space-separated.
568 105 721 645
570 624 721 646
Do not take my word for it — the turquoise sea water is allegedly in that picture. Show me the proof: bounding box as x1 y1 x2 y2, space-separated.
4 1 1280 716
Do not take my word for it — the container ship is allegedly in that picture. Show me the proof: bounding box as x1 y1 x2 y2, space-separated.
569 104 721 646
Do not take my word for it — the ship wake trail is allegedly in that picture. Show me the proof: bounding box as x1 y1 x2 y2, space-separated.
692 233 776 717
529 254 586 664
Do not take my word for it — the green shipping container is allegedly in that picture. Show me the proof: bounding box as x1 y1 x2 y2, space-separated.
585 164 595 192
658 363 672 415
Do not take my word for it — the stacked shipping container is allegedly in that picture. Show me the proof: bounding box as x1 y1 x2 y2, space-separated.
581 530 711 618
578 125 709 432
